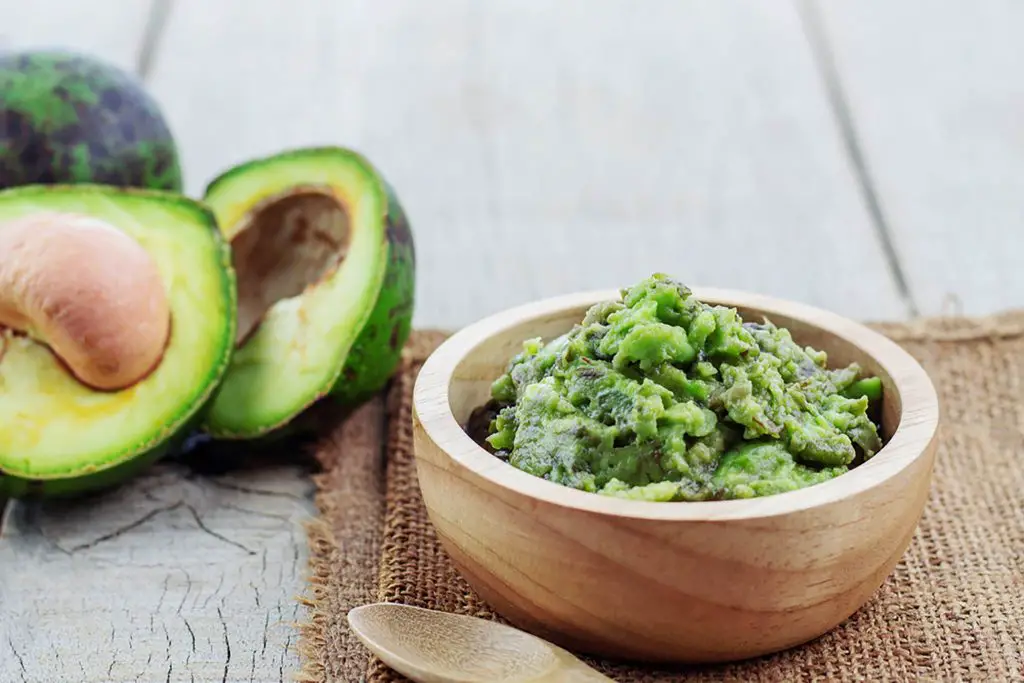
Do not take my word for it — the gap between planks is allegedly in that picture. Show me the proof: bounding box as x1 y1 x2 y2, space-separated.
795 0 921 319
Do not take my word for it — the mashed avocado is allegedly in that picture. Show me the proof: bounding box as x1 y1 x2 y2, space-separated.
483 274 884 501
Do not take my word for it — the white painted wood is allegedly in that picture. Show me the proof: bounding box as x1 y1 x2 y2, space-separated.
0 460 314 682
148 0 909 329
811 0 1024 316
0 0 153 73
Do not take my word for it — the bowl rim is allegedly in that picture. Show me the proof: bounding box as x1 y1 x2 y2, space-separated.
413 287 941 521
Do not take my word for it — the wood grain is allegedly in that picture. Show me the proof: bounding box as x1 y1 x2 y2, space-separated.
807 0 1024 316
146 0 910 328
0 459 315 682
411 288 941 662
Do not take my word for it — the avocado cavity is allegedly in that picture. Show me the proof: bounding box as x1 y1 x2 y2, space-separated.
231 190 351 344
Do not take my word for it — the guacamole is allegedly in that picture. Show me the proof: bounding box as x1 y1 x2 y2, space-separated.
482 274 884 501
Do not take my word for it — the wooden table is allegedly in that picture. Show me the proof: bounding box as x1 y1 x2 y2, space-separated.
1 1 1021 680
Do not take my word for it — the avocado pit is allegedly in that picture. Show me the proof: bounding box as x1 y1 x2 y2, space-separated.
0 212 171 391
230 190 351 345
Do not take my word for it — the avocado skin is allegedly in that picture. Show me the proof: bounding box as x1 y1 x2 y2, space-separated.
0 420 189 499
0 50 182 191
0 185 236 498
329 179 416 406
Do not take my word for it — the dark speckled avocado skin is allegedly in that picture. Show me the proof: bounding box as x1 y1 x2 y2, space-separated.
329 180 416 405
0 50 182 191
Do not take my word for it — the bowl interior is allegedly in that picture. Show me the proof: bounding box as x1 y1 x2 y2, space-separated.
447 292 902 456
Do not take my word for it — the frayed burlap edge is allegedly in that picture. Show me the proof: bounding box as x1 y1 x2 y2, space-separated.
296 517 339 683
297 331 449 683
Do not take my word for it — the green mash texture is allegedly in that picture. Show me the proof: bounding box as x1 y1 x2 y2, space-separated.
486 274 883 501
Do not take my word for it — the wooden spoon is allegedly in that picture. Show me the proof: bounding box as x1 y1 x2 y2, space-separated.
347 603 616 682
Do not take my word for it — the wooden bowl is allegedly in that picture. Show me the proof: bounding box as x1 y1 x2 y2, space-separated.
411 288 940 664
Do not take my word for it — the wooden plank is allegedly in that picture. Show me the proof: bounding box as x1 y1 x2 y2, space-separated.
0 0 155 72
0 457 316 682
808 1 1024 316
147 0 911 329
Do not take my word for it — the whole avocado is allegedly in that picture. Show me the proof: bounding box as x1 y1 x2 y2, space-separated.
0 50 182 191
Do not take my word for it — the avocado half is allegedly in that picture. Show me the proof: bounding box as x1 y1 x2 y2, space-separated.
0 185 235 497
200 147 415 439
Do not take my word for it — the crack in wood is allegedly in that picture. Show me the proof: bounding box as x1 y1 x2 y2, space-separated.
222 502 294 522
8 636 27 681
3 400 311 682
106 645 116 679
163 623 172 683
31 492 266 558
279 632 292 683
183 616 196 655
261 612 270 656
175 568 193 615
218 606 231 683
156 573 171 612
203 478 311 501
69 502 184 552
201 573 226 610
185 504 257 555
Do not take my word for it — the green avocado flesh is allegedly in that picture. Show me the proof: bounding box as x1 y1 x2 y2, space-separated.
201 147 415 438
482 274 884 502
0 185 235 497
0 50 182 191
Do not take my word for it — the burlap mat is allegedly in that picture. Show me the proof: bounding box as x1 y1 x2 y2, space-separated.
298 315 1024 682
